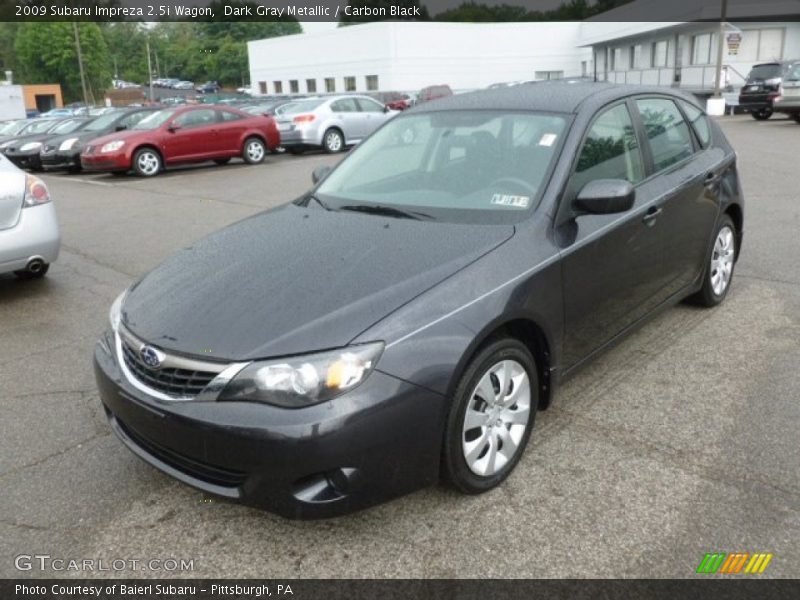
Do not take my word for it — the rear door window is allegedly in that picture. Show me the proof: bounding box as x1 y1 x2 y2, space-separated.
679 101 711 148
635 98 695 172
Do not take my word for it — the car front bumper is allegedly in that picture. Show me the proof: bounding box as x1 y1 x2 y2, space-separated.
40 149 81 170
80 151 129 172
4 149 43 170
0 203 60 274
94 331 448 518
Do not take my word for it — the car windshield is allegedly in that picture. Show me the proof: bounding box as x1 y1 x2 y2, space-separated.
315 110 568 224
133 109 178 130
23 120 61 134
0 121 24 134
84 112 123 131
748 64 782 81
51 119 86 134
279 99 324 115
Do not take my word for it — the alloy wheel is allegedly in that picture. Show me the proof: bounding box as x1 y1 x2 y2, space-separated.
461 359 531 477
136 151 160 176
246 140 265 162
325 131 343 153
710 225 735 296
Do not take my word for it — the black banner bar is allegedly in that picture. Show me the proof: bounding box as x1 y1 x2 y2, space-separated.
2 0 799 22
2 579 799 600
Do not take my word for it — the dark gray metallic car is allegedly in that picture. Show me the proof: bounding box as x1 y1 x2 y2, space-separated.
94 83 743 518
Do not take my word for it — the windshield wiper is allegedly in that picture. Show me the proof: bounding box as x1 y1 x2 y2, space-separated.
338 204 433 220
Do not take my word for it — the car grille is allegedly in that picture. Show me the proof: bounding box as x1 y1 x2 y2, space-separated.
115 415 247 488
121 341 217 399
42 144 55 154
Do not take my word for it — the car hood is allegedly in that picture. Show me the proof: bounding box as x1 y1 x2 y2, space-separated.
83 128 151 149
122 203 514 361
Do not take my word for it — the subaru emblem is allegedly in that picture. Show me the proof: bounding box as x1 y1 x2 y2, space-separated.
139 345 164 369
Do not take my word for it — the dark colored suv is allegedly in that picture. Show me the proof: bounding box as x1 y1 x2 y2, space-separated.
738 61 796 120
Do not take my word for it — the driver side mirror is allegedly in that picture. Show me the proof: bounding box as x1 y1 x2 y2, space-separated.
312 165 332 185
573 179 635 216
167 123 181 133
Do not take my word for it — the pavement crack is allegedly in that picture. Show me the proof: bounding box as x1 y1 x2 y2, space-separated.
0 432 110 481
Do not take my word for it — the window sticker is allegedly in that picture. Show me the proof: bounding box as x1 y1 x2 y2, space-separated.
538 133 558 146
491 194 531 208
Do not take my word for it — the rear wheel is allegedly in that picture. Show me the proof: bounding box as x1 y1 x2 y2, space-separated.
323 128 344 154
132 148 162 177
690 214 736 307
751 108 773 120
242 137 266 164
442 338 538 494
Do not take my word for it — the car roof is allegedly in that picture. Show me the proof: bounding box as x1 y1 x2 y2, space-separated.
409 82 699 115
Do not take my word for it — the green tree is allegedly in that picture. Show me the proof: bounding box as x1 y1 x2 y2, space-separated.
15 22 111 103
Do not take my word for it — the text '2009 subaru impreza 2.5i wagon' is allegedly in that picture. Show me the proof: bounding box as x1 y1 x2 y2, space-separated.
94 83 744 519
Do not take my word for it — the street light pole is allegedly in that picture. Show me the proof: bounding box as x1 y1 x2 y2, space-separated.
713 0 729 98
146 38 154 103
72 22 90 106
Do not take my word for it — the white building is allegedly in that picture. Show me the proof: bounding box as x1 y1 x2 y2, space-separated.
247 21 593 96
581 0 800 94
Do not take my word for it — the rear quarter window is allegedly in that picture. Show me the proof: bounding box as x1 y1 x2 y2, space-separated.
680 101 711 148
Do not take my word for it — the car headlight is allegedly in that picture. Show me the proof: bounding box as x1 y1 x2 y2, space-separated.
218 342 384 407
109 289 128 331
20 142 42 152
59 137 79 151
0 140 13 149
100 140 125 153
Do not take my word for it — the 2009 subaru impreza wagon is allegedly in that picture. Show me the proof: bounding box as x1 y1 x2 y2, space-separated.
94 83 743 518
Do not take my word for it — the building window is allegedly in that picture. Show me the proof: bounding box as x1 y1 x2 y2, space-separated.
289 80 299 93
258 81 267 94
756 28 784 59
691 33 717 65
273 81 283 94
611 47 622 71
581 61 589 77
306 79 317 93
535 71 564 81
344 76 356 92
325 77 335 92
629 45 636 69
651 40 669 67
366 75 379 91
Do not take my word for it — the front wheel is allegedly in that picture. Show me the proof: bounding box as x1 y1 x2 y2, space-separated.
751 108 773 120
323 128 344 154
132 148 162 177
690 214 737 307
442 338 538 494
242 137 266 164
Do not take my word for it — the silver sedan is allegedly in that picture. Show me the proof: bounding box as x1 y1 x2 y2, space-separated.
0 154 60 279
276 95 397 154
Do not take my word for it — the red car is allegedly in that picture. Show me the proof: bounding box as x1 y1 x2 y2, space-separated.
80 105 280 177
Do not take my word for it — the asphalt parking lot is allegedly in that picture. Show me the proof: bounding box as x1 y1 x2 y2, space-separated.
1 115 798 579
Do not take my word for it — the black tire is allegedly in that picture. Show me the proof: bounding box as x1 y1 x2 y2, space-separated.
14 264 49 280
442 338 538 494
322 128 345 154
689 214 737 307
286 147 305 155
132 147 162 177
214 158 231 165
241 137 266 164
751 108 773 120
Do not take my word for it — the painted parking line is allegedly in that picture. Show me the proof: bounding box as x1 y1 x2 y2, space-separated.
44 175 115 187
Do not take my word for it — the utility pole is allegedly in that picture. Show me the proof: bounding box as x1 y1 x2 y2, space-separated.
73 22 90 106
713 0 729 97
146 37 154 103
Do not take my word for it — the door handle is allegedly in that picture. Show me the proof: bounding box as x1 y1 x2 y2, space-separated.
642 206 662 226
